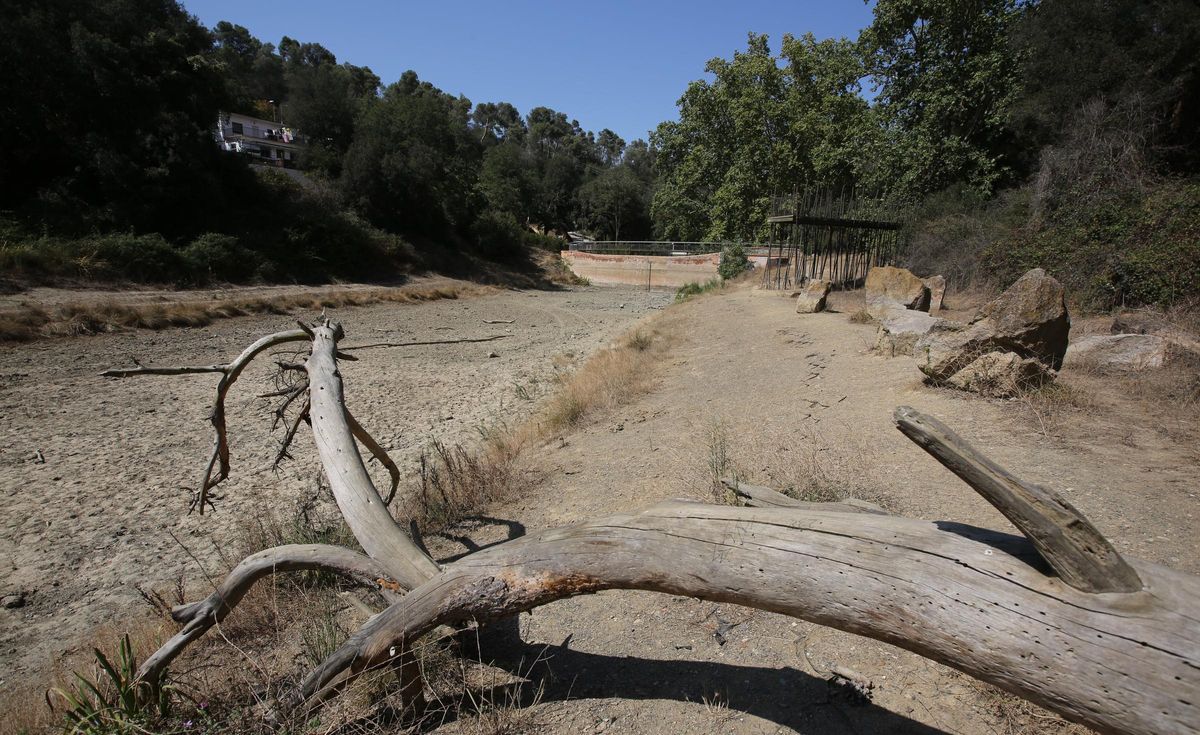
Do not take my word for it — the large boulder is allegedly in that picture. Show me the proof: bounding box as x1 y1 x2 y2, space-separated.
924 275 946 311
916 268 1070 381
1064 334 1169 371
875 308 943 356
947 351 1055 397
865 266 931 318
971 268 1071 368
795 279 832 313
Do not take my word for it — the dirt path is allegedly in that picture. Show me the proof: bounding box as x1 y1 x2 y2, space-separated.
0 284 671 684
453 286 1198 735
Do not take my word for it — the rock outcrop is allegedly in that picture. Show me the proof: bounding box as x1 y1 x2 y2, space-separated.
865 266 931 318
916 268 1070 383
910 269 1070 396
924 275 946 311
795 279 832 313
1064 334 1169 371
946 351 1055 396
875 309 943 356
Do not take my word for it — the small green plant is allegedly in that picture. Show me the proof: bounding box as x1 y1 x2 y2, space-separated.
718 242 751 280
675 278 723 302
49 634 170 734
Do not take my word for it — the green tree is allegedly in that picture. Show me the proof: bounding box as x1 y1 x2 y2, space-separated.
479 142 536 220
340 71 478 236
596 129 627 166
859 0 1026 197
211 21 285 113
471 102 525 144
0 0 230 235
579 166 643 240
1009 0 1200 175
651 33 868 241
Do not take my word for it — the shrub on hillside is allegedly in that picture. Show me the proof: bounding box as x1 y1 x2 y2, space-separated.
903 187 1029 291
986 179 1200 309
472 210 567 262
718 242 751 280
182 233 259 284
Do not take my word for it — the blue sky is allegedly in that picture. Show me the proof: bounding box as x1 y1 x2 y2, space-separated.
181 0 876 143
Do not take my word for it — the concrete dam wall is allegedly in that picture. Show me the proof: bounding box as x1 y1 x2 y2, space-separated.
561 251 720 288
561 250 775 288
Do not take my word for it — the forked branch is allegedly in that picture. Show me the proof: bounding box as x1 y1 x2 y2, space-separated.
103 329 310 513
136 544 403 685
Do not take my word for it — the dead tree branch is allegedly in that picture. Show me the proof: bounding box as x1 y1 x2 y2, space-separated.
136 544 402 685
341 334 510 351
296 500 1199 735
721 478 887 514
345 408 401 506
304 319 439 589
103 329 310 513
893 406 1142 593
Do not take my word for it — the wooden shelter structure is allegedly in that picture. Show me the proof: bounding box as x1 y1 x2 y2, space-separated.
762 188 904 290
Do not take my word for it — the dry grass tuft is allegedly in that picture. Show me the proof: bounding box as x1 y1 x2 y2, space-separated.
411 438 530 535
535 322 673 435
1014 379 1096 438
0 617 174 735
0 282 489 342
697 418 890 509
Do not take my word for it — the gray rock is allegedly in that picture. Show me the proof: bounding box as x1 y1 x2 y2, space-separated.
2 592 25 609
924 275 947 311
1110 312 1162 335
875 307 943 356
947 351 1055 397
916 268 1070 381
795 279 832 313
865 266 931 318
1064 334 1168 371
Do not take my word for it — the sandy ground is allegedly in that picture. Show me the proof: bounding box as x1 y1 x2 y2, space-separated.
2 282 1197 733
0 284 671 687
442 286 1198 734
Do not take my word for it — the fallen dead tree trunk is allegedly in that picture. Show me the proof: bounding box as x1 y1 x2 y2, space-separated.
299 500 1199 735
104 318 1199 735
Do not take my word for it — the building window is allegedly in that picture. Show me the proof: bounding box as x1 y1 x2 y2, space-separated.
231 121 243 134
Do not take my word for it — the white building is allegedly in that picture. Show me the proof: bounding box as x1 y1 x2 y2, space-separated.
216 112 305 168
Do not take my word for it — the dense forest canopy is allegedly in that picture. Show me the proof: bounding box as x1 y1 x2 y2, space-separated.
1 0 1196 305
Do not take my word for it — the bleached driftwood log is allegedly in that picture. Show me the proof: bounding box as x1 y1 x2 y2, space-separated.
298 500 1199 735
106 320 1199 735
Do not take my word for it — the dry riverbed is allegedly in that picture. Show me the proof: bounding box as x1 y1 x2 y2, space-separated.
0 283 671 685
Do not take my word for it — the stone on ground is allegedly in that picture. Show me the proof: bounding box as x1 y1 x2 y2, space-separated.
916 268 1070 381
971 268 1071 368
946 351 1055 397
924 275 946 311
795 279 832 313
874 308 943 356
1064 334 1169 371
865 266 931 318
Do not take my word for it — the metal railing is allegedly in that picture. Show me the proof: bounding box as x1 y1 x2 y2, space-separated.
568 241 774 256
